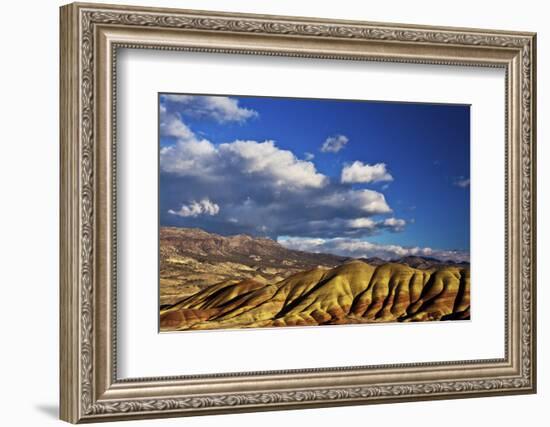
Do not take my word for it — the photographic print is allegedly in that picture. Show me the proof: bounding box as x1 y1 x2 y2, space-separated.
60 5 536 419
159 94 470 332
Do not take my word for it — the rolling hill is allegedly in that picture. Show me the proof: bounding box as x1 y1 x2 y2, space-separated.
160 258 470 332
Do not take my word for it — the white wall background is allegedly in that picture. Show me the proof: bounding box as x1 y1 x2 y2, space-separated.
0 0 545 425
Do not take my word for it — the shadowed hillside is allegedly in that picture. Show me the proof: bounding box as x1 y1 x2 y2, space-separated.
160 260 470 331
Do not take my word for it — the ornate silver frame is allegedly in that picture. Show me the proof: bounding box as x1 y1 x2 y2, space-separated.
60 2 537 423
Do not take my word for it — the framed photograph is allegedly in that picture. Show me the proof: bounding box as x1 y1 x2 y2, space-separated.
60 2 537 423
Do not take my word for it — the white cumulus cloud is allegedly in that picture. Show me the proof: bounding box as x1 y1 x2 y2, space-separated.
160 111 195 140
161 94 258 123
383 217 406 231
321 134 348 153
453 177 470 188
160 137 217 177
341 161 393 184
347 218 376 229
160 112 328 190
168 198 220 218
159 104 404 240
278 236 469 263
317 189 392 215
219 140 327 189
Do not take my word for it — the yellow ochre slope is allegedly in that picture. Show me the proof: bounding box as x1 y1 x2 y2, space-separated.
160 260 470 331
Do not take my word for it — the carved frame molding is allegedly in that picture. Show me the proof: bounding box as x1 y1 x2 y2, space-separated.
60 2 536 423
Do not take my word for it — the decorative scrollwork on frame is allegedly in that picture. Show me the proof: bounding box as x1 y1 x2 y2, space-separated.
86 377 530 415
77 8 535 417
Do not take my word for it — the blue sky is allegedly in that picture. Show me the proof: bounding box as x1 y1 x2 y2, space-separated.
159 93 470 261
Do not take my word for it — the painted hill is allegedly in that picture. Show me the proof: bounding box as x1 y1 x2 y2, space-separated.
160 260 470 331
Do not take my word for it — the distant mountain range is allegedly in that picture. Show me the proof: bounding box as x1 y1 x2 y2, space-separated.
160 227 470 330
362 255 469 269
161 227 466 270
161 226 346 269
160 227 346 305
